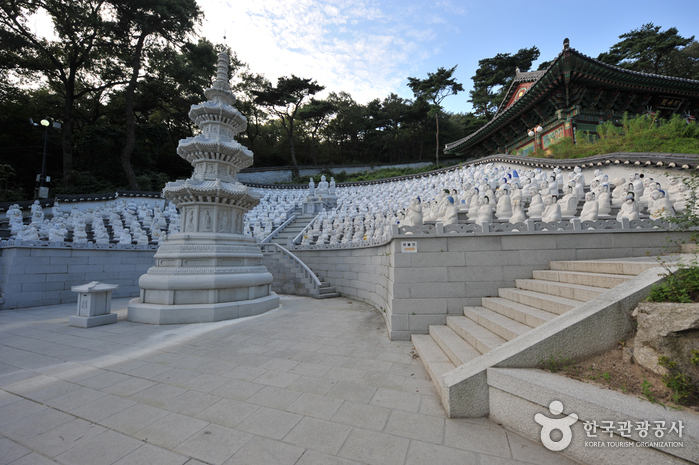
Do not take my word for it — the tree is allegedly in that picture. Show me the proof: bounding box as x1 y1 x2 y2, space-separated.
110 0 202 190
233 69 271 156
253 75 324 177
0 0 121 184
407 66 464 165
598 23 694 75
468 47 540 121
297 98 335 165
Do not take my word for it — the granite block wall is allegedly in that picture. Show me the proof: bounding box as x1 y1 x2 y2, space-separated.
0 247 155 309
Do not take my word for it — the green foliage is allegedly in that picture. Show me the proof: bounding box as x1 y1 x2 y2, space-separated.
546 114 699 159
281 162 461 185
640 378 658 404
598 23 695 75
657 356 697 404
468 46 540 120
647 266 699 303
691 350 699 366
539 352 576 373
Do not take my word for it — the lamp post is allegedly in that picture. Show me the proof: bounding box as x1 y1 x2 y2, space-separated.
528 125 544 154
31 117 60 199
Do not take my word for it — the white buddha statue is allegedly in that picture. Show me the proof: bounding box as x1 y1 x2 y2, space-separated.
494 187 512 220
673 183 690 213
73 223 88 243
443 196 459 225
317 175 330 195
308 178 315 196
509 198 526 224
476 195 493 225
558 183 579 217
329 177 336 195
406 198 423 226
527 186 545 219
542 195 562 222
611 178 627 205
579 192 599 222
597 183 612 216
648 189 675 220
119 228 132 245
616 192 640 221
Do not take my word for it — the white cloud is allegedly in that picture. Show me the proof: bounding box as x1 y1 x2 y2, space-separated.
198 0 450 105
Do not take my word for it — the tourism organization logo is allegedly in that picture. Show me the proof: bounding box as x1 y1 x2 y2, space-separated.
534 401 578 451
534 400 686 451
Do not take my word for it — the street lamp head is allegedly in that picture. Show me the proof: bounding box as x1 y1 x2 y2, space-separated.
528 130 535 137
40 119 50 127
536 125 543 133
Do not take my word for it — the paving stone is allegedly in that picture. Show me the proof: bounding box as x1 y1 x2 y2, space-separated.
128 383 188 408
163 391 221 417
259 358 300 372
1 406 74 441
222 365 268 382
235 406 302 440
0 436 32 464
177 374 230 393
294 449 363 465
6 452 58 465
443 419 510 457
112 444 190 465
286 392 343 420
100 404 171 435
288 362 333 378
69 394 137 422
224 436 304 465
101 377 156 397
405 439 479 465
54 429 142 465
246 386 302 409
337 427 410 465
326 381 377 404
25 418 107 458
369 388 422 412
286 375 337 395
209 379 264 401
253 370 300 388
194 398 258 428
330 400 391 431
133 413 208 449
384 409 445 444
174 424 252 465
282 417 352 455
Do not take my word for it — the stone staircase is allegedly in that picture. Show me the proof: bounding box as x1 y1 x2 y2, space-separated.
412 258 660 410
261 212 340 299
271 212 317 246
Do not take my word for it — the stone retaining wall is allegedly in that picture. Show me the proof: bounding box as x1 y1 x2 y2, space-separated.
0 247 154 309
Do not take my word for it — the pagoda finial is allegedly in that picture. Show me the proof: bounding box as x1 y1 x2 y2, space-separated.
563 38 570 50
214 51 231 92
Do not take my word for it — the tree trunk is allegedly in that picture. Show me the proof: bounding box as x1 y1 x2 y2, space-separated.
120 33 148 191
61 93 73 184
286 118 300 178
435 114 440 166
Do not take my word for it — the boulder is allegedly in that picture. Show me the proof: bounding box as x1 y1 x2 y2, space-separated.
632 302 699 382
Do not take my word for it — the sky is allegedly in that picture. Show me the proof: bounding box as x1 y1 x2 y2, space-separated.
197 0 699 114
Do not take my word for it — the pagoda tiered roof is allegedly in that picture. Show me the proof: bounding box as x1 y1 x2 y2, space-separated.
445 40 699 157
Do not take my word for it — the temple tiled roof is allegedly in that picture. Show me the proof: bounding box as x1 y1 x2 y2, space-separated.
445 41 699 155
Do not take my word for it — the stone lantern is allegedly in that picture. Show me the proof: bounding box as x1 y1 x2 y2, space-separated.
127 51 279 324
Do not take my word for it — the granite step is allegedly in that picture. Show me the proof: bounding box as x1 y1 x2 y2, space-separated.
532 269 632 288
463 306 534 342
549 259 658 276
497 288 581 315
447 316 508 354
411 334 456 390
481 297 558 328
515 278 605 302
429 325 482 366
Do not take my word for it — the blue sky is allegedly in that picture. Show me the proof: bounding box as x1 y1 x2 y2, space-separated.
199 0 697 114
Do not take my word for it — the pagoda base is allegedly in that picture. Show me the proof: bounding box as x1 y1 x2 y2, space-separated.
127 293 279 325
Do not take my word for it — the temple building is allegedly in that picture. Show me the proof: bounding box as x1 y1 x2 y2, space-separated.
445 39 699 158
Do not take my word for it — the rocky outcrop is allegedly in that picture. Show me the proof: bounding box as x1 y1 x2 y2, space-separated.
633 302 699 382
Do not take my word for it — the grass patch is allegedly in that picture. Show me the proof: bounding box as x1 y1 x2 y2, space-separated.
542 113 699 159
277 161 462 185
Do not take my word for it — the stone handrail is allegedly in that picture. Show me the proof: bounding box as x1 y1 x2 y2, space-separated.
291 215 320 245
260 242 322 291
286 217 685 251
260 206 299 244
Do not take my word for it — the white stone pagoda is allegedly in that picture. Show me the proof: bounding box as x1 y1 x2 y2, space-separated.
127 51 279 324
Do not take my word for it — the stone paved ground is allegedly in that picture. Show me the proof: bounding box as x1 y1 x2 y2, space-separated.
0 295 578 465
